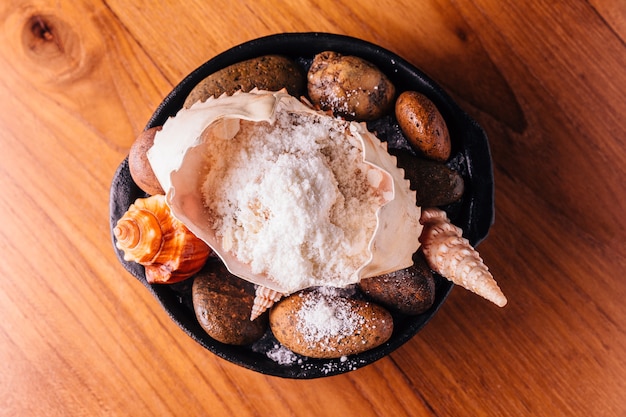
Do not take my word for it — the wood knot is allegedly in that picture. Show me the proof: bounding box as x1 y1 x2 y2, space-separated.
26 15 63 54
23 14 73 59
20 13 89 83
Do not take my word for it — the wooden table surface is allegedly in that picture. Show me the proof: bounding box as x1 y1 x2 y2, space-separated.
1 1 624 416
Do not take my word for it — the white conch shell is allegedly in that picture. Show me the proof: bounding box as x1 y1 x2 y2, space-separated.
147 89 422 295
251 286 284 321
419 208 507 307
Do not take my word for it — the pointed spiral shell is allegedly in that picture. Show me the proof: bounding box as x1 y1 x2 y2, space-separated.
114 195 211 284
419 208 507 307
250 285 284 321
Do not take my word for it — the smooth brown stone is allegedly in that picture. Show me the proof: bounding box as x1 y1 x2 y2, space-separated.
192 262 268 345
359 251 436 315
269 289 393 358
183 55 305 108
391 149 464 207
395 91 451 161
128 126 164 195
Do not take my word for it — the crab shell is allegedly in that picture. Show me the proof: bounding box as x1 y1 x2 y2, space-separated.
146 89 423 295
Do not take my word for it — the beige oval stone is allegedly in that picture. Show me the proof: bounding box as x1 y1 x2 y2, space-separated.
269 289 393 358
307 51 395 121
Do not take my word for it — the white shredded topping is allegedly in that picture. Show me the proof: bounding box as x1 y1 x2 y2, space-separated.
201 110 386 293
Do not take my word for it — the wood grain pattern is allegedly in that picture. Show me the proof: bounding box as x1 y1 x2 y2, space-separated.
0 0 624 416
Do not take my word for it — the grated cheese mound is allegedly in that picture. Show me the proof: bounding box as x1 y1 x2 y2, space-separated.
201 110 386 293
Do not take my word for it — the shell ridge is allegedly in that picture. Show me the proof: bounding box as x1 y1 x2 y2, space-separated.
350 122 422 279
250 285 284 321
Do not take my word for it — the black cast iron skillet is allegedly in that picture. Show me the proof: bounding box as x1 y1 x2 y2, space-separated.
109 32 494 379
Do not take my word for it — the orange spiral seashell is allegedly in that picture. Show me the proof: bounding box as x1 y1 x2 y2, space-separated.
114 195 211 284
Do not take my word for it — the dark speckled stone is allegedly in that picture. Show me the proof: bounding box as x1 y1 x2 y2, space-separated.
192 262 268 345
390 148 465 207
